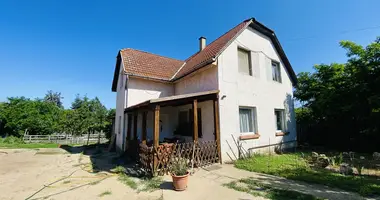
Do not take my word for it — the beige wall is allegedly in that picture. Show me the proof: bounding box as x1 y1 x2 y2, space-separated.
174 66 218 95
127 77 174 107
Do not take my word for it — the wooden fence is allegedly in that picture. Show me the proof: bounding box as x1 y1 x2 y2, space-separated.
139 140 219 176
23 133 108 144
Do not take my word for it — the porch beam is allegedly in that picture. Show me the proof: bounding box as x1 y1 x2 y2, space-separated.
153 105 160 148
141 111 147 144
213 98 222 163
192 99 198 141
133 112 138 140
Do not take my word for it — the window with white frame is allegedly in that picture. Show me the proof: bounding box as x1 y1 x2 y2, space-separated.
238 48 252 76
272 61 281 82
274 109 285 132
239 107 257 133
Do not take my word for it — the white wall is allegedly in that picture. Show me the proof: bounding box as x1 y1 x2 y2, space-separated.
115 62 127 152
174 66 218 95
217 27 297 162
127 77 174 107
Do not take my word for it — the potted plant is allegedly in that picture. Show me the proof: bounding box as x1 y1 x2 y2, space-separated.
170 156 189 191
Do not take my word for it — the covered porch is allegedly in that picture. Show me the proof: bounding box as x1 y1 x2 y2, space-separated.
124 90 221 176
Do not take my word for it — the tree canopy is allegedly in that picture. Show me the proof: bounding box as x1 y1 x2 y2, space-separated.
295 37 380 152
0 91 114 138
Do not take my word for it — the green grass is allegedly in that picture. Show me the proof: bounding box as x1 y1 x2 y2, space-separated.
118 173 138 189
98 190 112 197
0 143 59 149
224 178 322 200
139 177 163 192
113 166 162 192
235 153 380 197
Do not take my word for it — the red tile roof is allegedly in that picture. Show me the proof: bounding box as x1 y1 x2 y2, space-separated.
112 18 297 92
120 48 184 81
173 19 251 80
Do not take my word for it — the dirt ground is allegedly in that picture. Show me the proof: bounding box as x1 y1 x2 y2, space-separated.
0 146 261 200
0 147 162 200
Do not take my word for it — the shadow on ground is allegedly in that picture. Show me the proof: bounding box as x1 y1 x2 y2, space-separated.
59 144 147 178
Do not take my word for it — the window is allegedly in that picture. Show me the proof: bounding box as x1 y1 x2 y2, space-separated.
239 107 257 133
272 61 281 82
274 109 285 132
238 48 252 75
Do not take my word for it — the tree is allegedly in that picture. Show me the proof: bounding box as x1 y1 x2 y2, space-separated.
295 37 380 152
44 90 64 108
0 97 63 136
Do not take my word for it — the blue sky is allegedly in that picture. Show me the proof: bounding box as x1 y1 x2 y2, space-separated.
0 0 379 109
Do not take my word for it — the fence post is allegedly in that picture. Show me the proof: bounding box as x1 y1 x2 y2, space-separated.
48 135 51 143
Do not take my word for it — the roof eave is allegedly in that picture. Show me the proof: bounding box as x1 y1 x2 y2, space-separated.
249 20 298 85
111 52 122 92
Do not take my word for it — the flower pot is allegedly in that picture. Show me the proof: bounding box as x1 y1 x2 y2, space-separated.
171 171 189 191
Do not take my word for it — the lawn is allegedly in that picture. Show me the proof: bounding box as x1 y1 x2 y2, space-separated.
225 178 322 200
235 153 380 197
0 142 59 148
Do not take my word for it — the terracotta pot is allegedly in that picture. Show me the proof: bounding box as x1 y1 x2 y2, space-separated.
171 171 189 191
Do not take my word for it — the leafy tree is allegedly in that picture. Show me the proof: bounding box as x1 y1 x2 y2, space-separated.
0 97 63 136
44 90 64 108
295 37 380 152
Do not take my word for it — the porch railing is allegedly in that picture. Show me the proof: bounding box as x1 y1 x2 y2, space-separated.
138 140 219 176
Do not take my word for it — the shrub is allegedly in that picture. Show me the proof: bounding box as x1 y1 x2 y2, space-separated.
0 136 24 144
170 157 188 176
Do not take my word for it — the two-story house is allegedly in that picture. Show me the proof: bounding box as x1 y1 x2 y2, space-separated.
111 18 297 165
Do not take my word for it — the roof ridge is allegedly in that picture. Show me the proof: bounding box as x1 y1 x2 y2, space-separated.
183 19 253 62
120 48 184 62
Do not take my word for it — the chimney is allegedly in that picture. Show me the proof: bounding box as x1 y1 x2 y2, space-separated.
199 36 206 51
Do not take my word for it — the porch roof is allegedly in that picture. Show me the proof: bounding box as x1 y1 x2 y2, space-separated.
124 90 219 112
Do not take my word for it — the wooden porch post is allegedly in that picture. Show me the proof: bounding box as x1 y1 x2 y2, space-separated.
213 97 222 164
153 105 160 147
133 112 138 140
141 111 147 144
192 99 198 141
153 105 160 175
126 113 132 149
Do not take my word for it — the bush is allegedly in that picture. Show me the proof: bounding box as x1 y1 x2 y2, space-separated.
0 136 24 144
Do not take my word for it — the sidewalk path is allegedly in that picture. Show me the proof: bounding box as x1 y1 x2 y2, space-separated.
189 164 376 200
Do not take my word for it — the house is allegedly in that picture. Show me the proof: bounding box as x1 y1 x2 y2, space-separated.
111 18 297 170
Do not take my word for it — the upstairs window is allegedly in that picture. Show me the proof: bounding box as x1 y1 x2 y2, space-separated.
238 48 252 76
272 61 281 83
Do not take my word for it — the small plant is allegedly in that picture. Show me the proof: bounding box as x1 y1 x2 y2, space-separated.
329 153 343 166
170 157 188 176
111 166 126 174
98 190 112 197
